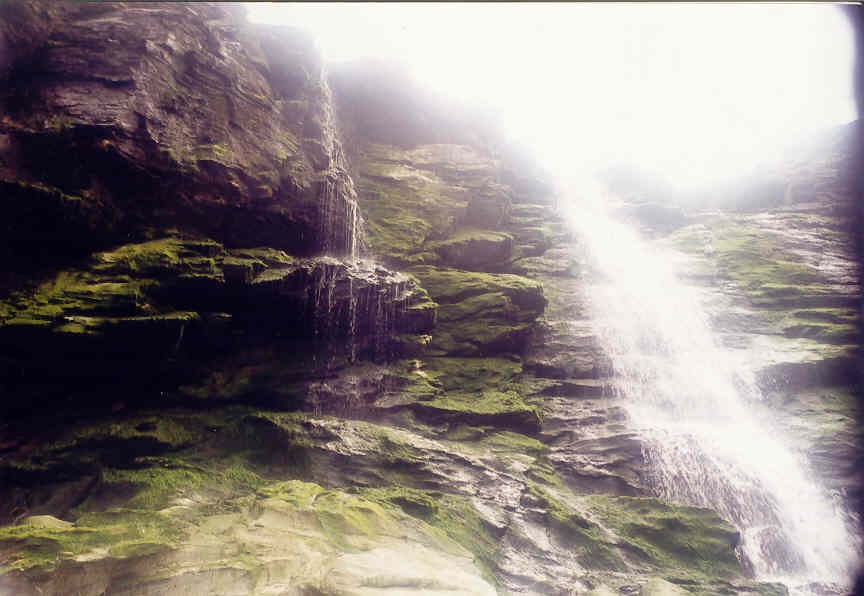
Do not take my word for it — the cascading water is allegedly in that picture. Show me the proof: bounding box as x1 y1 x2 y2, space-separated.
561 177 860 593
316 68 363 263
310 69 413 366
312 68 365 364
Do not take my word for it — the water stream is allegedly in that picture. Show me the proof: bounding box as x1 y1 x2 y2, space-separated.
561 178 859 593
310 70 412 366
317 69 363 263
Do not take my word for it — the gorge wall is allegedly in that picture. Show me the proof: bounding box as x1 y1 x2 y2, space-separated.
0 4 859 595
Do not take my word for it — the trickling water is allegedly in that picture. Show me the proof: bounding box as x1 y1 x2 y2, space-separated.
309 68 367 365
306 257 414 370
306 72 420 370
562 178 860 593
372 277 411 362
316 69 364 262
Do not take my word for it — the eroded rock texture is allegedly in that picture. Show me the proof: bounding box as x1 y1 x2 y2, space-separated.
0 3 856 596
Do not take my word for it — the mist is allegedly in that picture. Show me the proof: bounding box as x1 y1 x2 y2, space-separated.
247 2 856 199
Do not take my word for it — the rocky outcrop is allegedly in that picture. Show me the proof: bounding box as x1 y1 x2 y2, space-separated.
0 3 852 596
0 236 434 417
658 124 862 505
0 2 351 269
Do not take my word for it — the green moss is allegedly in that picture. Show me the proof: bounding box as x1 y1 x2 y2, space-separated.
440 229 511 245
479 431 547 457
431 321 535 357
392 358 541 431
429 229 513 268
259 480 396 548
410 267 544 309
48 413 214 452
258 479 324 504
158 145 180 164
93 238 188 275
779 320 858 344
1 271 143 325
525 458 564 487
0 237 227 326
0 237 306 340
406 268 544 355
0 510 181 573
665 225 711 254
101 459 214 509
427 357 522 390
588 496 742 580
527 485 623 570
711 224 822 296
437 292 515 322
373 435 421 466
193 143 232 162
424 389 539 421
509 203 548 221
228 248 294 267
766 385 858 449
2 178 86 206
355 145 473 264
180 366 257 401
786 308 858 324
44 115 83 133
361 486 501 586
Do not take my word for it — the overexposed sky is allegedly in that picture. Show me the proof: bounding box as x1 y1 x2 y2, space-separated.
247 3 856 190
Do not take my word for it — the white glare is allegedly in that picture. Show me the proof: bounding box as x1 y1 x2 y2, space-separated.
246 2 856 192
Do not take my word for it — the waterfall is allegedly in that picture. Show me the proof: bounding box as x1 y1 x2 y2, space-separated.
561 177 860 593
316 69 364 263
306 72 418 369
310 68 366 365
372 276 411 362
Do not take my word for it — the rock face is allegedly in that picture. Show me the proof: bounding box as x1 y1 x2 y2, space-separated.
660 146 862 503
0 2 351 270
0 3 856 596
0 237 434 416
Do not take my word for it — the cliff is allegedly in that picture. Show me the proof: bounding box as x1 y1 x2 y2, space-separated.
0 4 857 596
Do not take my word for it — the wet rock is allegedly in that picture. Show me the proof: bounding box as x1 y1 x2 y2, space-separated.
0 238 433 413
510 247 580 279
526 319 607 379
432 229 513 269
350 142 502 267
410 267 545 356
619 202 688 233
464 182 512 228
640 578 689 596
0 3 338 261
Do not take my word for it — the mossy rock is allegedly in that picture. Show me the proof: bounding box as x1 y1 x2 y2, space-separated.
430 229 513 269
640 578 690 596
361 486 502 585
354 146 471 265
588 496 742 581
0 236 430 413
0 509 183 574
410 266 544 309
409 267 545 355
525 485 623 570
710 222 834 306
390 357 542 433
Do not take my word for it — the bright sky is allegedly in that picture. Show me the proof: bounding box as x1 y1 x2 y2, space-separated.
246 3 857 191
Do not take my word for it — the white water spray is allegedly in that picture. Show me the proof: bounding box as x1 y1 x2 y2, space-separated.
562 177 859 592
316 68 363 263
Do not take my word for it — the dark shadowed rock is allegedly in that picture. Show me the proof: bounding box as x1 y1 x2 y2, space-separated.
0 3 339 264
